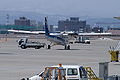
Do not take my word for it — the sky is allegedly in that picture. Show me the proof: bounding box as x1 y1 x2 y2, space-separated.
0 0 120 18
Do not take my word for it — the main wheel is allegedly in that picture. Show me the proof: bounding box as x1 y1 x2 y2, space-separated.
67 45 70 50
48 45 51 49
64 45 67 50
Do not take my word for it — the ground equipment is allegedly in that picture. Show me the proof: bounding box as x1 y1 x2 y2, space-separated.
18 38 45 49
84 67 102 80
27 64 102 80
109 41 120 62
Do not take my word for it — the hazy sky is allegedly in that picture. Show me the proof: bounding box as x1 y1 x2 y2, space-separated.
0 0 120 17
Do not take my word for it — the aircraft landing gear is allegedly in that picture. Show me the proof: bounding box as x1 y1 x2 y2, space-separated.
65 45 70 50
67 45 70 50
47 45 51 49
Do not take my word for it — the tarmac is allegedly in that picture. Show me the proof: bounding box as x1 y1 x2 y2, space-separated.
0 38 120 80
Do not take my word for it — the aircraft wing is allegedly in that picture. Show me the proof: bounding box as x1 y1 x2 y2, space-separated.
8 29 68 35
8 30 45 34
8 29 112 36
78 33 112 36
114 17 120 20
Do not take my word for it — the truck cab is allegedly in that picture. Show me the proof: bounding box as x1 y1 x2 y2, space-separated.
54 65 87 80
18 38 28 45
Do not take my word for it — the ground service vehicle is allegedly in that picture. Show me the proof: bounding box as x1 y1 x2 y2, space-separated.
18 38 45 49
74 37 90 44
26 64 100 80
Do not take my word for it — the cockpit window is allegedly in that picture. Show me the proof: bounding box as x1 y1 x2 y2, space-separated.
67 68 78 75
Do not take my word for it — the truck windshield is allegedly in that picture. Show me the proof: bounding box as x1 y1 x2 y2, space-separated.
67 68 78 75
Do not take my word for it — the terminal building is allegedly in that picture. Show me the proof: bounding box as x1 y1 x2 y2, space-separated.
58 17 88 33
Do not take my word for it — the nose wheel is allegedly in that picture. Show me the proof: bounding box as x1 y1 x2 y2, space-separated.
65 45 70 50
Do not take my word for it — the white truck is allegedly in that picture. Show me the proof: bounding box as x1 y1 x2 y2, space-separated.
23 64 100 80
74 37 90 44
18 38 45 49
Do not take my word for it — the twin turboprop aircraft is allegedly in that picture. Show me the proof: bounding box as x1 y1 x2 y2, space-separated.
8 17 112 50
44 17 70 49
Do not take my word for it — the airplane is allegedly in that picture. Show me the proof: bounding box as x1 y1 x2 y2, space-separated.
44 17 70 50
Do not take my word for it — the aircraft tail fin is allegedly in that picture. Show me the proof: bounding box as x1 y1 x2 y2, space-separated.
45 17 49 35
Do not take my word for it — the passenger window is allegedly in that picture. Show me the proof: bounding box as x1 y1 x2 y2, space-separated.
67 68 78 75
